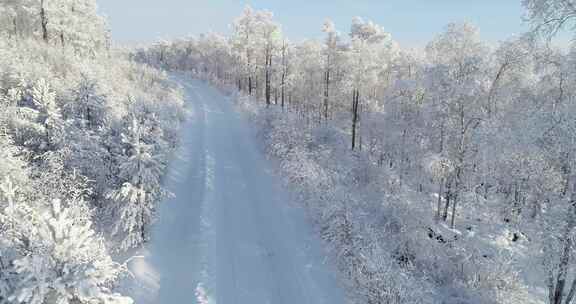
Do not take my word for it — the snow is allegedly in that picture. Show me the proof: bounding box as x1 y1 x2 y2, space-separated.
125 75 346 304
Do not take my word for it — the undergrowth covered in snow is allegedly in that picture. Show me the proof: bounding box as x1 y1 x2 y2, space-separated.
228 85 538 304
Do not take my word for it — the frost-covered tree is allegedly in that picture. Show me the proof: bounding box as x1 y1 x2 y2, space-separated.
231 5 259 95
107 118 165 250
0 0 107 54
424 22 488 228
321 19 341 120
426 155 455 219
259 11 282 106
230 5 282 102
7 200 132 304
196 32 233 80
66 75 107 129
30 78 63 151
346 17 393 150
523 0 576 39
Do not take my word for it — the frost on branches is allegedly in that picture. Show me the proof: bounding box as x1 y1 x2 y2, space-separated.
135 3 576 304
0 0 184 302
6 200 132 304
107 118 166 251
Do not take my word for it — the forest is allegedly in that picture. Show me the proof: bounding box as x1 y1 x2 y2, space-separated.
135 2 576 304
2 0 576 304
0 1 184 303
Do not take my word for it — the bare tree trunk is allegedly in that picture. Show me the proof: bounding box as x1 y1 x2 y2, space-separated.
550 270 558 304
141 207 146 243
553 222 572 304
351 89 360 150
487 63 507 117
359 100 363 151
12 17 18 40
451 167 462 229
324 69 330 121
265 49 272 106
450 100 470 229
564 277 576 304
86 106 92 129
437 179 444 219
281 74 285 109
280 40 287 110
550 183 576 304
40 0 49 43
443 181 451 221
439 119 445 153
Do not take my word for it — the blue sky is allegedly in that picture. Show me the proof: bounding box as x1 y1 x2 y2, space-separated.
97 0 571 48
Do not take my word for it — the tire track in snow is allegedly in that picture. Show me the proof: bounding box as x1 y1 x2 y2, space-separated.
128 76 346 304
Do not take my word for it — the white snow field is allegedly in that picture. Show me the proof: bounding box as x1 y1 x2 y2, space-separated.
126 75 346 304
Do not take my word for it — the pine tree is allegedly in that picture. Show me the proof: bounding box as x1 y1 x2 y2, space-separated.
108 118 165 250
8 199 132 304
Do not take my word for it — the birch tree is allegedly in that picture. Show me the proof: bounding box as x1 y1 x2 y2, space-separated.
346 17 392 150
424 22 487 228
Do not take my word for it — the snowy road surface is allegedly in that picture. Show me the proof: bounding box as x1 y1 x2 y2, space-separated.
126 76 345 304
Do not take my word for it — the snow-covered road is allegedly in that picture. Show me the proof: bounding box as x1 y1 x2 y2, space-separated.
127 76 345 304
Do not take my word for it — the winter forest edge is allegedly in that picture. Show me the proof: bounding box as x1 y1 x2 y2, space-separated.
2 1 576 304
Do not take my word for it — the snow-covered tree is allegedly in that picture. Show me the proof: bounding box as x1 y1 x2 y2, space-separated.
230 5 282 102
426 155 455 219
231 5 259 95
523 0 576 39
8 200 132 304
30 78 63 150
0 0 107 54
107 118 165 250
321 19 341 120
346 17 393 150
424 22 488 228
66 75 107 129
